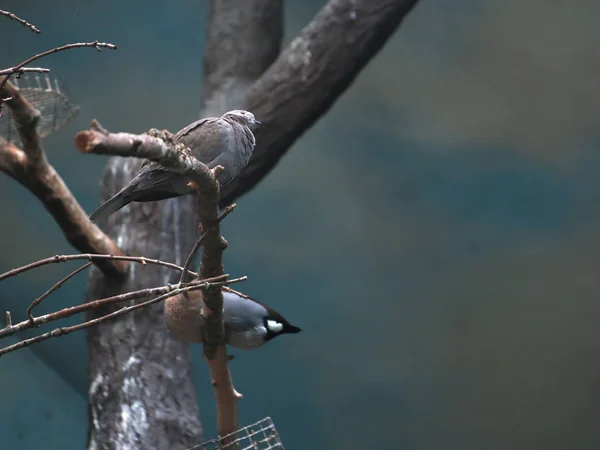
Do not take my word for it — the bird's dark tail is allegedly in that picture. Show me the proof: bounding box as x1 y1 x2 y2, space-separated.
89 192 131 222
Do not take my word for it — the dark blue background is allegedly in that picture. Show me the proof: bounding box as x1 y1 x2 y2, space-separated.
2 1 600 449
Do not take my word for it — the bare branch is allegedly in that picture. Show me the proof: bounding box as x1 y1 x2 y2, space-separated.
205 346 243 438
221 0 420 206
0 41 117 95
0 276 247 358
179 203 236 284
217 203 237 222
0 9 41 33
75 124 219 194
26 262 92 320
0 67 49 76
0 253 198 282
0 81 127 277
0 274 234 339
180 233 207 284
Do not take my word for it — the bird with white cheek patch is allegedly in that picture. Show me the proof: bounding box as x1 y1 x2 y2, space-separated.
164 290 301 350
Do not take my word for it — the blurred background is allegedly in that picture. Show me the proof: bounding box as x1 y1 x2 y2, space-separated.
2 1 600 449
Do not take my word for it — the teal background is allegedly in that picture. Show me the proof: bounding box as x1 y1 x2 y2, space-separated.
2 1 600 449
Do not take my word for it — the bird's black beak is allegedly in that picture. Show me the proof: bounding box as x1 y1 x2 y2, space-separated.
254 120 261 125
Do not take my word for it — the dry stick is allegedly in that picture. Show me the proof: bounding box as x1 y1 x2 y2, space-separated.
0 41 117 94
179 203 237 285
26 262 92 320
0 84 126 277
0 276 247 358
0 9 41 33
0 274 242 339
218 203 237 222
0 253 197 282
0 67 50 76
180 233 207 284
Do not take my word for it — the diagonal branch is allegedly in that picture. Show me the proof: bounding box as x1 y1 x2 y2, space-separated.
201 0 283 116
0 9 40 33
0 81 127 277
221 0 420 206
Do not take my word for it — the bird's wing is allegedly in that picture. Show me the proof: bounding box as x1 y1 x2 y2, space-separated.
206 152 236 185
125 161 189 201
173 117 211 141
175 117 231 164
223 313 257 332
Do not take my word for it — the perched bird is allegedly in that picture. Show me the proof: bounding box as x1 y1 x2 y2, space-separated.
89 110 260 221
164 290 302 350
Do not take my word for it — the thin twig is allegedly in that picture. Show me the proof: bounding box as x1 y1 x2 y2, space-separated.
26 262 92 320
0 67 50 76
180 233 207 284
222 285 251 299
179 204 237 285
0 253 197 282
0 9 41 33
218 203 237 222
0 41 117 94
0 275 246 340
0 276 247 358
5 312 11 327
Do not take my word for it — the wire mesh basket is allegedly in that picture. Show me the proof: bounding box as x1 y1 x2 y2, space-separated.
189 417 284 450
0 73 80 141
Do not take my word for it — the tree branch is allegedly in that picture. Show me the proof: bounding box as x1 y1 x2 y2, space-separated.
0 276 246 358
78 121 233 446
0 274 233 340
26 262 92 319
191 1 285 439
0 67 49 76
75 124 221 192
220 0 420 206
0 41 117 97
201 0 283 116
0 9 40 33
0 252 198 282
0 81 127 277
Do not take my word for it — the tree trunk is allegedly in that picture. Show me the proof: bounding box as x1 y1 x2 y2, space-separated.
85 1 283 448
84 0 418 447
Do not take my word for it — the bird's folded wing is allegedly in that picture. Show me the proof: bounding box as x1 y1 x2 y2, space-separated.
126 162 189 201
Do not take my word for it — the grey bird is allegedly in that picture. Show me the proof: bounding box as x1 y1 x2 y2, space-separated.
89 110 260 221
164 290 302 350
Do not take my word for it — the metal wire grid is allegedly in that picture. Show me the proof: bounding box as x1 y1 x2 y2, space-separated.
0 73 80 141
189 417 284 450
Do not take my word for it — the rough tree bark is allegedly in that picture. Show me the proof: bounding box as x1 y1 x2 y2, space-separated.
85 0 418 448
85 1 283 449
221 0 420 205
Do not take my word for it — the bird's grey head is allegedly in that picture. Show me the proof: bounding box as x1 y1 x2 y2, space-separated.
222 110 261 127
